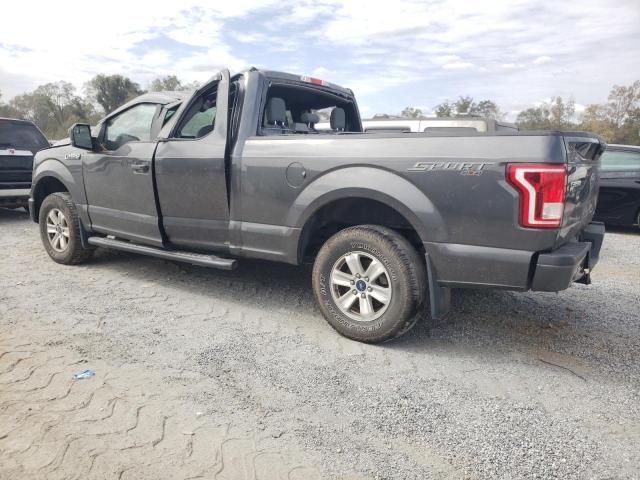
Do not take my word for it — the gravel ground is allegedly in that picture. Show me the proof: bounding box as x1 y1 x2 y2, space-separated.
1 207 639 479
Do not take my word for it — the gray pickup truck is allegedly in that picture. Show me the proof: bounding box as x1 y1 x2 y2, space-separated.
29 68 605 343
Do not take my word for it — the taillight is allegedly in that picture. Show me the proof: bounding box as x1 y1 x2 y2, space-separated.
507 163 566 228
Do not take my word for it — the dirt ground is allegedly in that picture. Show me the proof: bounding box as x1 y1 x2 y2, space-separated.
1 207 639 479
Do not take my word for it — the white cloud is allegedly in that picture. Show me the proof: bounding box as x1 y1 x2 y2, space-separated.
311 66 332 78
1 0 640 121
443 61 476 70
502 63 526 70
433 55 462 65
0 0 273 97
533 55 552 65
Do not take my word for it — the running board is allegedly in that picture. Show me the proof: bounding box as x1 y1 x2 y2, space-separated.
87 236 236 270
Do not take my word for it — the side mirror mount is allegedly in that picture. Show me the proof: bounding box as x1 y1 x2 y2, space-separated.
69 123 94 150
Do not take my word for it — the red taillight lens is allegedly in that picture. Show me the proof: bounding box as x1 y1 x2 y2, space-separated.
507 164 566 228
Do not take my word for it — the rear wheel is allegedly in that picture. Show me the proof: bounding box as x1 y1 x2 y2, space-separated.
312 225 427 343
39 192 93 265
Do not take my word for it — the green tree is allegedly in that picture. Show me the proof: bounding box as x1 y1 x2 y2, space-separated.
578 81 640 144
149 75 200 92
434 101 453 117
434 97 502 119
473 100 501 119
549 96 575 128
516 96 575 130
8 82 99 138
0 89 22 118
516 105 551 130
400 106 423 119
149 75 183 92
607 81 640 130
86 74 143 114
454 96 474 115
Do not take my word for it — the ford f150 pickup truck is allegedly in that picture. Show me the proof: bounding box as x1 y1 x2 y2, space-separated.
29 68 606 343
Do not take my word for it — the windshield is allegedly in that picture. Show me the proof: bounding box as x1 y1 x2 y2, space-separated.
0 120 50 153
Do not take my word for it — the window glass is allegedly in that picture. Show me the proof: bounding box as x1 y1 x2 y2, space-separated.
0 120 49 152
259 84 360 135
163 106 179 126
104 103 157 150
601 150 640 171
176 89 217 139
180 108 216 137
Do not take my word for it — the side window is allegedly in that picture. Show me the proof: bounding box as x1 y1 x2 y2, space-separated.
162 106 179 126
104 103 157 150
601 150 640 171
175 88 217 139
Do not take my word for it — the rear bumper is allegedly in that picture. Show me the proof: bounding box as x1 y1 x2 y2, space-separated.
423 222 605 320
0 188 30 207
531 222 605 292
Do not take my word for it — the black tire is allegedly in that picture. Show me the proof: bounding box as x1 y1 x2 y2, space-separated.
312 225 427 343
38 192 94 265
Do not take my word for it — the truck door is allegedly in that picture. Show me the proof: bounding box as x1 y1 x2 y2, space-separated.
154 70 230 251
83 102 164 246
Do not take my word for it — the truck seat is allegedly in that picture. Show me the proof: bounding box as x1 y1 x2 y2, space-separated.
301 112 320 132
263 97 288 135
330 107 346 131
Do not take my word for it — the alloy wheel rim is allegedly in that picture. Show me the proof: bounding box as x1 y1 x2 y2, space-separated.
330 251 392 322
46 208 70 252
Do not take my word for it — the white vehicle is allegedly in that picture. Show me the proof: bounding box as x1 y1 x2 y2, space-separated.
360 117 518 134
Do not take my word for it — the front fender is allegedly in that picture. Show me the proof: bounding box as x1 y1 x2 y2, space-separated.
32 157 85 205
290 166 446 242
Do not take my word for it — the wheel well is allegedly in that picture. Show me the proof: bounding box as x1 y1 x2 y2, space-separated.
32 177 68 221
298 198 423 262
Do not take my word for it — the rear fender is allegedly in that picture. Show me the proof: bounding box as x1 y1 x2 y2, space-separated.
291 166 446 242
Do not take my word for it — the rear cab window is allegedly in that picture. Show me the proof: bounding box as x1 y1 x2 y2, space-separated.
0 120 49 153
258 80 361 136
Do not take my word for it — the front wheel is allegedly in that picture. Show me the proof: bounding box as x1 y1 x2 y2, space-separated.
39 192 94 265
312 225 427 343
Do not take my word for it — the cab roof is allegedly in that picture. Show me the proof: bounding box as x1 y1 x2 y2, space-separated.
252 69 354 96
100 91 190 122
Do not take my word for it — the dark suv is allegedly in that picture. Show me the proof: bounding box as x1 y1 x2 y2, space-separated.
0 118 49 209
594 144 640 229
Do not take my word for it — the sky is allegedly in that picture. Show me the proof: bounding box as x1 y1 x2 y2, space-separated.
1 0 640 120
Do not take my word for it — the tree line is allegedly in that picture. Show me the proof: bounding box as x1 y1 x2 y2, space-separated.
399 80 640 145
0 75 197 139
1 73 638 145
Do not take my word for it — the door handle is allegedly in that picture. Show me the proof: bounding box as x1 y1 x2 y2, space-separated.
131 163 149 174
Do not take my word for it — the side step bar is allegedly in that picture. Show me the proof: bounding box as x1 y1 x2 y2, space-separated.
87 236 237 270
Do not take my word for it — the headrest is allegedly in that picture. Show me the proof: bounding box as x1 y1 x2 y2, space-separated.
330 107 346 130
301 112 320 125
266 97 286 124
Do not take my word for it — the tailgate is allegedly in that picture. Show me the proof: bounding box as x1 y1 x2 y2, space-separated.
557 135 606 247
